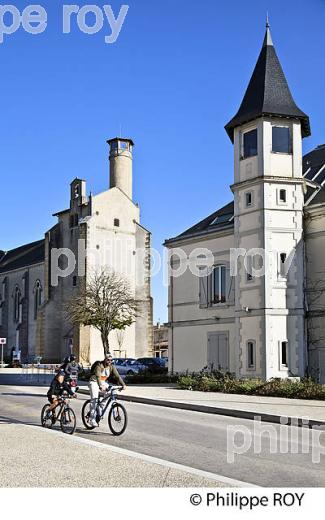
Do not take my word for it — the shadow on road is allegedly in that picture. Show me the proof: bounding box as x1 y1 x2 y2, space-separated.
75 428 114 437
0 393 46 398
0 415 40 427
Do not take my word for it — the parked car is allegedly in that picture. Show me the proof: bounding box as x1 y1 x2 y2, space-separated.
113 358 146 376
113 358 135 367
136 357 168 374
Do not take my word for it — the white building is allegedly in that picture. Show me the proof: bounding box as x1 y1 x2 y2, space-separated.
0 138 153 364
165 24 325 382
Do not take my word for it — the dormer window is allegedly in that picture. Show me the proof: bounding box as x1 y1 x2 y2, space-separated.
272 126 291 154
242 129 258 159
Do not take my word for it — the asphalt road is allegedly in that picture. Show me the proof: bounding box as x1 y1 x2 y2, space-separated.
1 385 325 487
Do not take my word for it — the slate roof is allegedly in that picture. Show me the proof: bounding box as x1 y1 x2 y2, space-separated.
303 144 325 206
165 146 325 244
225 25 310 142
164 202 234 245
0 239 45 274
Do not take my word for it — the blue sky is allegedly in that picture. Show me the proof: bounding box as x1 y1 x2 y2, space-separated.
0 0 324 323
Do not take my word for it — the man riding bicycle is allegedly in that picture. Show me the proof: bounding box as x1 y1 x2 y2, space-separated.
88 354 125 427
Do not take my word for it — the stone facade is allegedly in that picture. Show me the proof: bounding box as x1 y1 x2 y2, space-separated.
0 138 153 364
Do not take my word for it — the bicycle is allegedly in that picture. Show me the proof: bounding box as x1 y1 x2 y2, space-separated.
81 385 128 436
41 394 77 435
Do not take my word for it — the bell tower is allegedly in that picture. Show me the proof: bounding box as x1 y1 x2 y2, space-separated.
225 21 310 379
107 137 134 200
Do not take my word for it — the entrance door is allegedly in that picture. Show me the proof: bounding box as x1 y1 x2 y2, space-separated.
208 333 229 372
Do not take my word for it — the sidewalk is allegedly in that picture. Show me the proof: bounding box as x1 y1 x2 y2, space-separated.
80 384 325 427
2 369 325 426
0 423 246 487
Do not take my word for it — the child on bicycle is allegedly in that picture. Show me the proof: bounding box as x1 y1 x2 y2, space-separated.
47 370 77 420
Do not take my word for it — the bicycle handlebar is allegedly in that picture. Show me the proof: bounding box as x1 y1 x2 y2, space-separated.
101 385 124 394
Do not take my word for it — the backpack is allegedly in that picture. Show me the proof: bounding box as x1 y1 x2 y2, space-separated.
90 360 101 374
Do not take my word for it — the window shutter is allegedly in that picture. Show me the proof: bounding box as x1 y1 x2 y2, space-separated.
199 274 209 308
226 266 235 304
218 334 229 371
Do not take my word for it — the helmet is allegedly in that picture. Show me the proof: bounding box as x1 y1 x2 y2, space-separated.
57 370 65 377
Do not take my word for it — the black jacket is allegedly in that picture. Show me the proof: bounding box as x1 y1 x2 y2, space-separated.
47 379 74 398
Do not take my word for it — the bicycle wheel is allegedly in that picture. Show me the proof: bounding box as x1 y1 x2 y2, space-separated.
81 399 96 430
41 404 53 429
108 402 128 436
60 406 76 435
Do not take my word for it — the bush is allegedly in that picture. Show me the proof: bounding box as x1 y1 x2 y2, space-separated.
177 373 325 400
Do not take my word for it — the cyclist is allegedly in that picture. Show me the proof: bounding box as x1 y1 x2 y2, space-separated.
61 354 81 393
46 370 76 421
88 353 125 427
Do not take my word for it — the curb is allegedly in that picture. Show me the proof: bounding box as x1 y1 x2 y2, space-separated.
77 389 325 429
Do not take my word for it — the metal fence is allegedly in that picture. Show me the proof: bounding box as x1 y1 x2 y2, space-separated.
21 364 58 384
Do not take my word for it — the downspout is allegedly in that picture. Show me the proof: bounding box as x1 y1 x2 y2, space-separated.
302 233 309 377
170 271 174 374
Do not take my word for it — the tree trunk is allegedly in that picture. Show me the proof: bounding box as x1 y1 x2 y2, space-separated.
101 332 110 357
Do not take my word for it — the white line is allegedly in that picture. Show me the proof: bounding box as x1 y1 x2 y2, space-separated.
24 424 258 488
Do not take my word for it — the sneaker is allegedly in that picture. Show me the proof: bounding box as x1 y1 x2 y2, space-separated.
90 419 98 428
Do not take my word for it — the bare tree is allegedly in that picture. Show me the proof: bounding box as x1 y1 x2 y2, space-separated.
65 269 138 356
115 329 125 356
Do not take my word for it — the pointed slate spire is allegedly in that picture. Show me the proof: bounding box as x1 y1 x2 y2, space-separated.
225 22 310 142
264 13 273 46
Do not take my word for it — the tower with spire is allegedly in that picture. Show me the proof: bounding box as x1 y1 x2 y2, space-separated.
225 20 310 379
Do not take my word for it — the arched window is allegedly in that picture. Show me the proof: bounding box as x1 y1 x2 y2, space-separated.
14 286 21 323
34 280 42 319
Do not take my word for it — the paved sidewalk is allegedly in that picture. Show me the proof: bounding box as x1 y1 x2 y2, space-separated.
0 423 245 487
80 384 325 426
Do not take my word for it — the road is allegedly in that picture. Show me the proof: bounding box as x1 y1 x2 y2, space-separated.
1 385 325 487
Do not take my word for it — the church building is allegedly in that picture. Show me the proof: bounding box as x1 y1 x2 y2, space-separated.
0 138 153 364
165 23 325 383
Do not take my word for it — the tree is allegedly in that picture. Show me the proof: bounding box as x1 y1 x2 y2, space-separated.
65 269 138 356
115 329 125 356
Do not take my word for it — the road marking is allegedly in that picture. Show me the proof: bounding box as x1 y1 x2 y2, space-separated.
24 423 258 487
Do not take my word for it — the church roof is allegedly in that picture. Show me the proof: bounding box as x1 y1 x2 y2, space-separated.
225 24 310 142
165 146 325 244
0 239 45 274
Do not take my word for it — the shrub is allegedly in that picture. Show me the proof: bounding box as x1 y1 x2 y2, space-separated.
177 373 325 400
